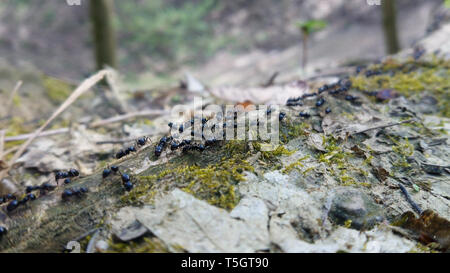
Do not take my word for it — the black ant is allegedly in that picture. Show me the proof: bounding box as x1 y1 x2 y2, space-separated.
299 111 310 118
102 168 112 179
0 226 7 238
68 169 80 177
18 193 36 205
286 101 303 107
121 173 133 191
115 149 127 159
171 141 180 150
6 200 19 212
279 112 286 121
325 107 332 114
126 146 136 153
345 95 357 101
62 187 88 200
318 85 329 93
55 171 69 181
137 137 148 146
55 169 79 183
25 185 40 193
155 136 171 157
182 144 205 153
316 97 325 107
0 194 16 204
40 182 56 194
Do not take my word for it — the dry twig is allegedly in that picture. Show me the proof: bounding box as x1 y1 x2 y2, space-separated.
0 69 112 184
352 119 415 135
4 128 70 142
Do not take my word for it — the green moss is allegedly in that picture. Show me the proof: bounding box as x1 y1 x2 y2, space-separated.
350 57 450 117
123 144 254 210
391 137 414 169
255 143 295 162
42 76 73 103
282 155 310 174
316 136 371 187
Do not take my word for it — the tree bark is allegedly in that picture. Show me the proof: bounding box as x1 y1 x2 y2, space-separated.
382 0 400 54
90 0 117 70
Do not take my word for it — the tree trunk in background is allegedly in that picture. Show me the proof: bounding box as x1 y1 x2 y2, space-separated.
382 0 400 54
90 0 117 70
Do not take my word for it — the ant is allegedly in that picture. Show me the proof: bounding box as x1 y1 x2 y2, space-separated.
345 95 358 101
121 173 133 191
6 200 19 212
316 97 325 107
137 137 148 146
171 141 180 150
40 182 56 194
102 166 120 179
102 168 112 179
0 226 7 238
318 85 329 93
62 187 88 200
68 169 80 177
18 193 36 205
155 136 172 157
115 149 127 159
26 185 40 193
182 144 205 153
299 111 310 118
0 194 16 204
55 169 79 184
55 171 69 181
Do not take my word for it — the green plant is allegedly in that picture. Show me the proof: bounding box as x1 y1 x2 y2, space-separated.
296 20 327 70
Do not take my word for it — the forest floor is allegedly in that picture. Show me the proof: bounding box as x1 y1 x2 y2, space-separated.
0 2 449 253
0 21 449 252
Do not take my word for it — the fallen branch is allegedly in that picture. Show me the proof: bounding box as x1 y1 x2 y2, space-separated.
88 109 168 128
4 128 70 142
352 119 415 135
398 183 423 215
262 72 279 87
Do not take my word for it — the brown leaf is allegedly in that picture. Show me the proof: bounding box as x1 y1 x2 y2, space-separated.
208 81 309 105
394 210 450 251
372 167 389 182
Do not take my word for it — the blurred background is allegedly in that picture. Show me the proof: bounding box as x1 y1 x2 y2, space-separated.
0 0 448 89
